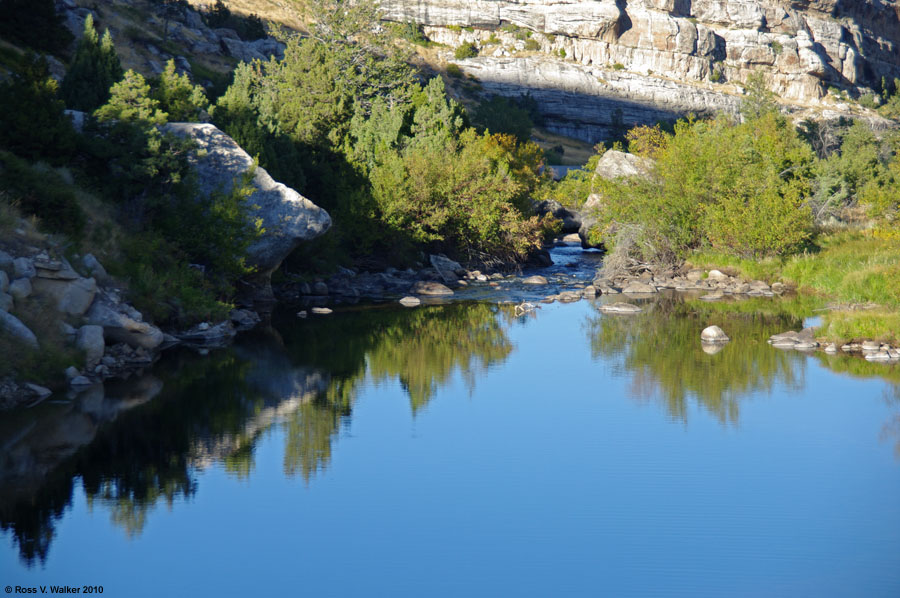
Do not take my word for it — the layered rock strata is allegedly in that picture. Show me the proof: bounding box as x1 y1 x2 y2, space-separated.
382 0 900 142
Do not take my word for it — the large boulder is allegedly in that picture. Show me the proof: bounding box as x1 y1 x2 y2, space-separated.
0 311 38 349
579 150 653 249
85 292 163 350
162 123 331 295
533 199 581 233
429 254 465 284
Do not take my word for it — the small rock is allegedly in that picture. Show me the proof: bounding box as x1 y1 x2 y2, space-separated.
557 291 582 303
399 296 421 307
229 308 261 330
685 269 704 282
700 291 724 301
599 302 642 313
861 340 881 352
24 383 51 400
621 281 657 294
700 325 729 343
771 282 785 294
101 356 117 367
0 292 11 312
707 269 728 281
197 322 210 331
582 285 597 297
865 351 892 362
13 257 36 279
9 278 32 301
70 376 93 387
81 254 108 280
410 281 453 296
311 307 332 315
65 366 80 380
297 310 307 318
313 281 328 295
522 275 548 285
824 343 838 353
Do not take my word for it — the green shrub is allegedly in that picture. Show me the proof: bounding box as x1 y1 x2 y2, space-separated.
485 33 500 45
612 62 625 70
454 42 478 59
558 48 566 58
770 40 783 55
596 112 814 262
524 39 540 51
446 63 463 78
0 152 86 239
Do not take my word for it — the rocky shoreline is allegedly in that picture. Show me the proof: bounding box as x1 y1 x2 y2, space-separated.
3 236 897 409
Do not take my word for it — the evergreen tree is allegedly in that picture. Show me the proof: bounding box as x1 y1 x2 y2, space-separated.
150 60 208 121
0 0 73 54
61 14 123 112
0 53 75 161
95 70 167 125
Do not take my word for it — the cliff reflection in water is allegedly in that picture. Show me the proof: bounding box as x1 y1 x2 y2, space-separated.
587 295 807 423
0 303 515 565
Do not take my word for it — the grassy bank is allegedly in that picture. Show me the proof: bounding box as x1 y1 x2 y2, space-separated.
689 232 900 343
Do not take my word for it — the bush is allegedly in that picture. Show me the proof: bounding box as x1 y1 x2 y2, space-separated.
454 42 478 59
558 48 567 58
0 152 86 238
524 39 540 51
613 62 625 70
596 112 814 261
446 63 463 78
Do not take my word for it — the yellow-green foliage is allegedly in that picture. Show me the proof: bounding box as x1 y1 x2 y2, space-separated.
821 310 900 343
781 233 900 308
596 112 814 262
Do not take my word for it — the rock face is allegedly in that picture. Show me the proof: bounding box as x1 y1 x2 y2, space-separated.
162 123 331 291
382 0 900 142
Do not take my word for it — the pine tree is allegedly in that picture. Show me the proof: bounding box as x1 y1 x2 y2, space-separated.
150 60 208 121
60 14 123 112
0 0 73 54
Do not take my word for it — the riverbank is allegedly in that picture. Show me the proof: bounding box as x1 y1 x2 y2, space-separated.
688 231 900 344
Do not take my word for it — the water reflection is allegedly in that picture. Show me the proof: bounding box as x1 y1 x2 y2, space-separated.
588 295 807 423
0 303 515 563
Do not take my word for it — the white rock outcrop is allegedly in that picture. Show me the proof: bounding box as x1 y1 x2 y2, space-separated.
382 0 900 142
162 123 332 284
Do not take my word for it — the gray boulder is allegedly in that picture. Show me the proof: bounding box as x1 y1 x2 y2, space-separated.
0 311 38 349
621 281 657 294
9 278 32 301
221 37 267 62
579 151 653 249
85 293 163 350
522 275 548 285
0 292 12 312
701 325 730 343
31 276 97 317
533 199 581 233
599 302 642 313
0 271 8 293
410 281 453 296
76 325 105 368
162 123 331 296
13 257 35 279
430 254 465 284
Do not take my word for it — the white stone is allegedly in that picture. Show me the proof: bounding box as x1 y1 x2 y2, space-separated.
399 296 421 307
700 325 729 343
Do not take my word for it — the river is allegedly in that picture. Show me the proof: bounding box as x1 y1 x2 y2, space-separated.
2 245 899 597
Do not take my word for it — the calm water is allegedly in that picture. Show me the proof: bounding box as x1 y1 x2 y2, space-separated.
2 281 900 596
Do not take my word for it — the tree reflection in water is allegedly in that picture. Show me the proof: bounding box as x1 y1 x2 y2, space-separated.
0 303 515 562
587 295 807 424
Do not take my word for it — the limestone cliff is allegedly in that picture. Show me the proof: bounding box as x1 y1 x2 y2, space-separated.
381 0 900 141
